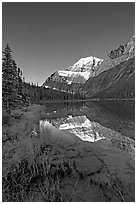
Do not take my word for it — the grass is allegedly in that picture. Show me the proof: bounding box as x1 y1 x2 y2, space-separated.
2 154 66 201
2 106 73 201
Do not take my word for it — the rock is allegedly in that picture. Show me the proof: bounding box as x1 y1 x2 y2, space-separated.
75 156 102 175
108 45 125 59
65 150 79 158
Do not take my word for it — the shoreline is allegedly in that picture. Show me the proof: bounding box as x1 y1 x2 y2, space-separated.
40 98 135 104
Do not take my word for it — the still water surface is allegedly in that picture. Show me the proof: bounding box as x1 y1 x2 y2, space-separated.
42 100 134 154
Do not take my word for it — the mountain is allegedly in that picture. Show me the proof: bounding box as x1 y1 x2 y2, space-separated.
80 36 135 99
42 56 103 93
91 36 135 78
80 57 135 99
42 36 135 98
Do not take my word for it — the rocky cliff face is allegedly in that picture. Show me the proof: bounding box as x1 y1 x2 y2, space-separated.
42 36 135 97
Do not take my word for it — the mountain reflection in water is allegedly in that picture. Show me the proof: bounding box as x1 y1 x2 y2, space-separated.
52 115 105 142
44 101 134 152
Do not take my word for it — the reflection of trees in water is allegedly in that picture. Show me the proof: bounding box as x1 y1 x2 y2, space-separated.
88 100 135 121
45 101 86 118
45 100 134 122
85 101 134 139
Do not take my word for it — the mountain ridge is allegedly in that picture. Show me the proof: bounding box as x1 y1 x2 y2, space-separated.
80 56 135 99
42 36 135 98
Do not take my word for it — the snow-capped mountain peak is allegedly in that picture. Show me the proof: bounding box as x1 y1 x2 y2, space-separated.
57 56 103 82
74 56 103 67
66 56 103 72
44 55 104 88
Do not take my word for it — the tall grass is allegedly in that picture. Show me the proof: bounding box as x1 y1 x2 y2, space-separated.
2 113 73 202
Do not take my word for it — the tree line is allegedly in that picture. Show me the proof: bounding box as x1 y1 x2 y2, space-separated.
2 44 85 112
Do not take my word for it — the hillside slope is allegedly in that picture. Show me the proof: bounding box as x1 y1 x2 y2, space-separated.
80 57 135 99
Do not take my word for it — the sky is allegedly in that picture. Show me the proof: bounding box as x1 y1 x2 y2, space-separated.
2 2 135 85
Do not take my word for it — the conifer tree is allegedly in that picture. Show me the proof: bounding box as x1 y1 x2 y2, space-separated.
17 66 23 101
2 44 20 111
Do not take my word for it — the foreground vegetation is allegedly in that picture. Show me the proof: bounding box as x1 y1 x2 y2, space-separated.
2 105 135 202
2 105 63 201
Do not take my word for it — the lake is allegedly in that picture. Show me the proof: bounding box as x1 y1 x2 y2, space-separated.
41 100 135 156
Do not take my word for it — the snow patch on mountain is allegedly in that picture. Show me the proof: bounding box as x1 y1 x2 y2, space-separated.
80 71 91 80
58 70 72 77
58 70 91 81
68 81 72 85
73 56 103 68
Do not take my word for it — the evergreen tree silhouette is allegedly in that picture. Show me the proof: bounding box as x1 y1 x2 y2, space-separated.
2 44 22 111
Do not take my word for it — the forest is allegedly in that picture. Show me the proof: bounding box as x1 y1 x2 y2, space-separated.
2 44 85 113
